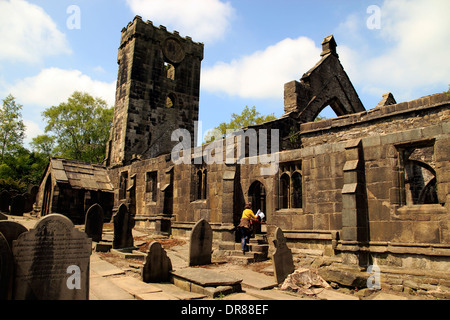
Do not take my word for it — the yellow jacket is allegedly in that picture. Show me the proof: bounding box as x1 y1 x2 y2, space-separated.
241 209 257 220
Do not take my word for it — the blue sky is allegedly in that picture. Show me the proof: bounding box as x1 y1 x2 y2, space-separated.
0 0 449 147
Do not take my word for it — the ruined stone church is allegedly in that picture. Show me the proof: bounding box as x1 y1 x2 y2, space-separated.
37 16 449 278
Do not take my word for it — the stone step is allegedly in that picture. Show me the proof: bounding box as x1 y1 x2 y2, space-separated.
249 233 268 242
227 255 256 265
227 250 268 264
233 243 269 253
231 250 266 259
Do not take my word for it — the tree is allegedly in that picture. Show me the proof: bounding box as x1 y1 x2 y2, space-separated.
0 146 49 192
204 106 277 143
30 134 56 157
0 94 25 162
42 91 113 163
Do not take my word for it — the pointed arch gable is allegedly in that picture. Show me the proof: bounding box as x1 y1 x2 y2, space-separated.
283 35 365 123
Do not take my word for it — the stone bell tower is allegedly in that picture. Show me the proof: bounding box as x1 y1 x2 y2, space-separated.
106 16 204 167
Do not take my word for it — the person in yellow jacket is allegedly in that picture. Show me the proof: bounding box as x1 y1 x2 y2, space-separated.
237 203 258 254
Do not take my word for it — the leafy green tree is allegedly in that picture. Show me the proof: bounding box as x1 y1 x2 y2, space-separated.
205 106 277 143
0 146 49 192
0 94 25 162
30 134 56 157
41 91 113 163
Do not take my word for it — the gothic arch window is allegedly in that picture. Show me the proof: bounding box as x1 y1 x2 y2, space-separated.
397 141 439 206
119 171 128 200
191 165 207 201
278 161 302 210
291 172 303 208
166 93 176 108
164 62 175 80
145 171 158 202
196 170 203 200
280 173 290 209
202 169 208 200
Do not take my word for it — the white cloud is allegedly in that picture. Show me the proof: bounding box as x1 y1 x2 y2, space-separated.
23 119 44 142
201 37 321 99
7 68 116 108
0 0 71 63
126 0 235 43
375 0 449 87
337 0 450 102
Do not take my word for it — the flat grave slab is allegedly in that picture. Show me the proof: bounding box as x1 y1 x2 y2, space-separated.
90 255 125 277
171 268 242 287
171 267 243 298
223 268 277 290
109 276 162 296
152 283 207 300
89 276 135 300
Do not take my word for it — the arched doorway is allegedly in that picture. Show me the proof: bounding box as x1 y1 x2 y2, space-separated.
248 180 266 234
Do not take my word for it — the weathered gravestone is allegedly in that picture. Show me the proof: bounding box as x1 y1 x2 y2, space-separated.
113 204 135 249
10 194 25 216
272 227 295 284
0 232 13 300
0 221 28 250
11 214 92 300
23 193 34 214
85 203 104 242
142 241 172 283
0 220 28 299
189 219 213 266
0 190 10 213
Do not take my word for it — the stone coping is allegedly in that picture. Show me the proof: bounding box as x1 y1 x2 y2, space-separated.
300 93 449 134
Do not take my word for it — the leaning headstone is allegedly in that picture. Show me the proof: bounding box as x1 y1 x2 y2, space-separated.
0 190 11 213
0 232 13 300
113 204 135 249
0 221 28 249
142 241 172 283
23 193 33 214
189 219 213 266
11 214 92 300
272 227 295 284
10 194 25 216
85 203 104 242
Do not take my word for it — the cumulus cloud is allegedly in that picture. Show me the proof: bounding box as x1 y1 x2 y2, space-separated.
201 37 321 99
23 119 44 141
7 68 116 108
0 0 71 63
126 0 235 43
337 0 450 102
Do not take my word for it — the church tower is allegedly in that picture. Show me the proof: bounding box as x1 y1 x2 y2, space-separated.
106 16 204 167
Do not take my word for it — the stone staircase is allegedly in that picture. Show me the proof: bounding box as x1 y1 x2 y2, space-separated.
219 232 270 264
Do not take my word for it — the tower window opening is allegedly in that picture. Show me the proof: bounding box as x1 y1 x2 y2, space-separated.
164 62 175 80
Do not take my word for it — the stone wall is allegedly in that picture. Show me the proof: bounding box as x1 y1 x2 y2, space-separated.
270 93 450 270
103 19 449 279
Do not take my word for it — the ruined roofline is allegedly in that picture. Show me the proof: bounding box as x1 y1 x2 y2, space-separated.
284 34 365 121
121 15 204 47
300 92 450 133
301 34 338 81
